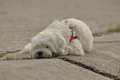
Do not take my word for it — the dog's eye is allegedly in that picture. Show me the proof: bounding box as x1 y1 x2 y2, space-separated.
65 20 67 24
46 45 49 48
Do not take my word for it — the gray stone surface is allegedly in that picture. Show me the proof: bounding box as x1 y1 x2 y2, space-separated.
66 39 120 76
0 59 111 80
94 33 120 42
0 0 120 80
0 0 120 53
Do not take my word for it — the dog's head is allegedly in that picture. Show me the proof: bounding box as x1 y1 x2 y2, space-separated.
31 33 58 59
31 43 52 58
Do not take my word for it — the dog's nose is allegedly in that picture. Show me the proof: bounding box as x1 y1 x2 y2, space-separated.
38 51 43 57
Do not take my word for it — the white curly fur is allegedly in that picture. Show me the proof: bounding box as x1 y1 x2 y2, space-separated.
21 18 93 58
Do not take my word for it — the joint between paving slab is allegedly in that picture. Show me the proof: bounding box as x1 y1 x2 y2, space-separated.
60 58 119 80
0 50 21 54
1 49 120 80
94 41 120 43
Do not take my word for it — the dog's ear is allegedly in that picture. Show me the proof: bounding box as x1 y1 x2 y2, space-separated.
46 38 50 41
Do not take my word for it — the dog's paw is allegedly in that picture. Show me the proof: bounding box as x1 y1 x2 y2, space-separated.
79 51 85 56
58 48 67 55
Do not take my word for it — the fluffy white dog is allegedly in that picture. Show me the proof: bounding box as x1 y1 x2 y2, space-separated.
21 18 93 58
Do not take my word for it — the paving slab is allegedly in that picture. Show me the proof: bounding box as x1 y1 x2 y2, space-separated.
0 0 120 80
65 37 120 77
0 59 111 80
94 33 120 42
0 0 120 53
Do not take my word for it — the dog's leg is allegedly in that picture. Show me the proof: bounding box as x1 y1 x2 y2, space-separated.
57 37 68 56
69 24 93 52
20 43 31 54
68 39 85 56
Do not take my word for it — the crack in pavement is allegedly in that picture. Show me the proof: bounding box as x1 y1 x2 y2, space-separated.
0 50 21 54
1 47 120 79
94 41 120 43
0 50 22 60
60 58 120 80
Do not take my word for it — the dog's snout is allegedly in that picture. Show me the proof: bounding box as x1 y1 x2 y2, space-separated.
38 51 43 57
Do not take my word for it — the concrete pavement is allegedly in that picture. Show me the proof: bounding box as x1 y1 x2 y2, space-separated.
0 0 120 80
0 59 112 80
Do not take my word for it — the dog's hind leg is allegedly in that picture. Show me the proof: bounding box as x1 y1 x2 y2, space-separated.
67 39 85 56
70 24 93 52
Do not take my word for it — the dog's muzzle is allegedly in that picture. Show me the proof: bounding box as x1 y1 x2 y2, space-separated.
37 51 43 57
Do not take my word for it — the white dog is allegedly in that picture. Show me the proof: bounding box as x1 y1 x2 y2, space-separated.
21 18 93 58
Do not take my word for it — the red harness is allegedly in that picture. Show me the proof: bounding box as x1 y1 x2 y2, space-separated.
69 28 78 43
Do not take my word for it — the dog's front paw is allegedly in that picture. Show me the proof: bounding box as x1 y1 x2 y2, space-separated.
58 48 67 55
75 49 85 56
79 51 85 56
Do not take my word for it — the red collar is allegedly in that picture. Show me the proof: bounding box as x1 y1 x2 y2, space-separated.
69 35 78 43
69 28 78 43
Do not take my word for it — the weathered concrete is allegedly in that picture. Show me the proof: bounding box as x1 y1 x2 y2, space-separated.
66 35 120 76
94 33 120 42
0 0 120 80
0 0 120 53
0 59 111 80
